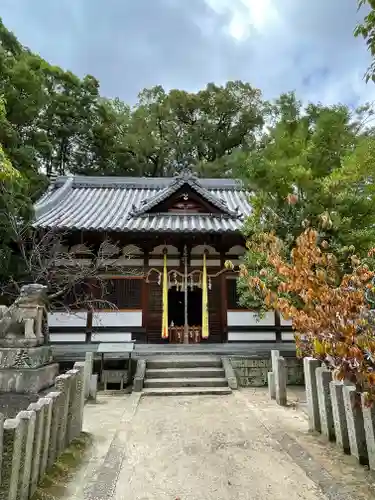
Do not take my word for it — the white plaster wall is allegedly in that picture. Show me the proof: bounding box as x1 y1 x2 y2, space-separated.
49 333 86 342
190 259 221 267
228 331 277 341
92 311 142 327
227 311 275 327
280 316 293 327
91 332 132 342
149 258 180 267
48 311 87 328
54 258 92 267
99 258 144 266
281 332 295 341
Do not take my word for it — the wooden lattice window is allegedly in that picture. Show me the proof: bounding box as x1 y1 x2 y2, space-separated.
60 281 94 310
148 282 162 312
99 278 142 309
226 278 241 310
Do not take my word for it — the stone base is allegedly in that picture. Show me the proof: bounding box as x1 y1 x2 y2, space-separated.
0 345 53 369
0 363 59 393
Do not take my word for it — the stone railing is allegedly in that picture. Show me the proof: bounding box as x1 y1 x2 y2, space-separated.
0 362 85 500
229 355 304 387
302 358 375 471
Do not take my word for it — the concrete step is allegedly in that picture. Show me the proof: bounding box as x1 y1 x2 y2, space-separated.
146 367 225 379
142 386 232 396
146 356 222 369
144 377 228 388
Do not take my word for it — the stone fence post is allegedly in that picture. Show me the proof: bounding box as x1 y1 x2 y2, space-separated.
46 391 63 470
343 385 368 465
0 418 23 500
27 400 45 495
361 394 375 470
316 367 335 441
268 350 280 400
84 352 94 400
303 357 321 432
38 397 53 479
275 356 287 406
0 413 4 484
330 381 350 453
133 359 146 392
17 410 36 500
55 373 72 455
73 361 85 435
65 370 79 445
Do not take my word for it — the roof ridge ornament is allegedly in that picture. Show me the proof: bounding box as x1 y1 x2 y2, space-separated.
174 161 198 182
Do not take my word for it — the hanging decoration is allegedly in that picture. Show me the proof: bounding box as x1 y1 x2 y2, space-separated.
144 249 231 340
161 250 169 339
201 251 209 339
145 268 218 288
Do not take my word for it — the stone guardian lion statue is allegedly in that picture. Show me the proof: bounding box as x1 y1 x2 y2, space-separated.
0 284 48 347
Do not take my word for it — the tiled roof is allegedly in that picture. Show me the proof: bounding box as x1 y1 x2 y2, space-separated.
34 172 251 233
130 168 239 218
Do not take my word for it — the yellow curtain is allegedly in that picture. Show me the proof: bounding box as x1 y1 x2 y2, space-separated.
201 252 209 339
161 251 169 339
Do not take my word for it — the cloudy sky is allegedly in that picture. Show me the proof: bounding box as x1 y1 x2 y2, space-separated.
1 0 373 107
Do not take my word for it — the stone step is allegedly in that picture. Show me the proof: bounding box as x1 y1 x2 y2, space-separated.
144 377 228 388
146 356 222 369
146 367 225 379
142 386 232 396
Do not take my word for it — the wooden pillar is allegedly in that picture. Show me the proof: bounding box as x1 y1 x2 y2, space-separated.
220 250 228 343
142 250 149 338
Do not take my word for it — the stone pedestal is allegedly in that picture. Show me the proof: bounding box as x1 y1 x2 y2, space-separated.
0 346 58 394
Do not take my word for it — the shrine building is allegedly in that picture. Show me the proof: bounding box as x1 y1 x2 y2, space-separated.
33 168 293 348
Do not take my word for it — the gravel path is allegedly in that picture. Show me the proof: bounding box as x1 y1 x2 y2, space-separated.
60 389 375 500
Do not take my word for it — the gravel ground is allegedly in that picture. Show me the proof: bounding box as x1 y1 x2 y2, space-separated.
56 386 375 500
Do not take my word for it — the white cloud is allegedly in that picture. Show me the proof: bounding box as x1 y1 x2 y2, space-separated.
1 0 375 107
206 0 281 39
205 0 375 107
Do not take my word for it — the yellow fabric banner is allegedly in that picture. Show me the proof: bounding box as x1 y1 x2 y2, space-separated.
161 252 169 339
201 252 209 339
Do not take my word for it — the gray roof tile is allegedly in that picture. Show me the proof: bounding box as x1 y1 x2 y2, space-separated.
34 174 251 233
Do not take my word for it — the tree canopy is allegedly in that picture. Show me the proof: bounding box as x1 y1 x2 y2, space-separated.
0 18 266 187
2 14 375 318
355 0 375 81
234 91 375 309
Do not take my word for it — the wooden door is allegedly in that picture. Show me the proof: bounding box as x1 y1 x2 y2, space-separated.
204 277 223 343
146 281 165 343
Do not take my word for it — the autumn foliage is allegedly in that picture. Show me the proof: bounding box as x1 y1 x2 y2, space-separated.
240 229 375 401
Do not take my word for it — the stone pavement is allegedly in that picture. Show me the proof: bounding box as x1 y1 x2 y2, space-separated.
59 388 375 500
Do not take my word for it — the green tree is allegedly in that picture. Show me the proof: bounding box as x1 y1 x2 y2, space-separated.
355 0 375 81
0 96 33 292
83 82 265 178
237 92 375 308
0 18 266 180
